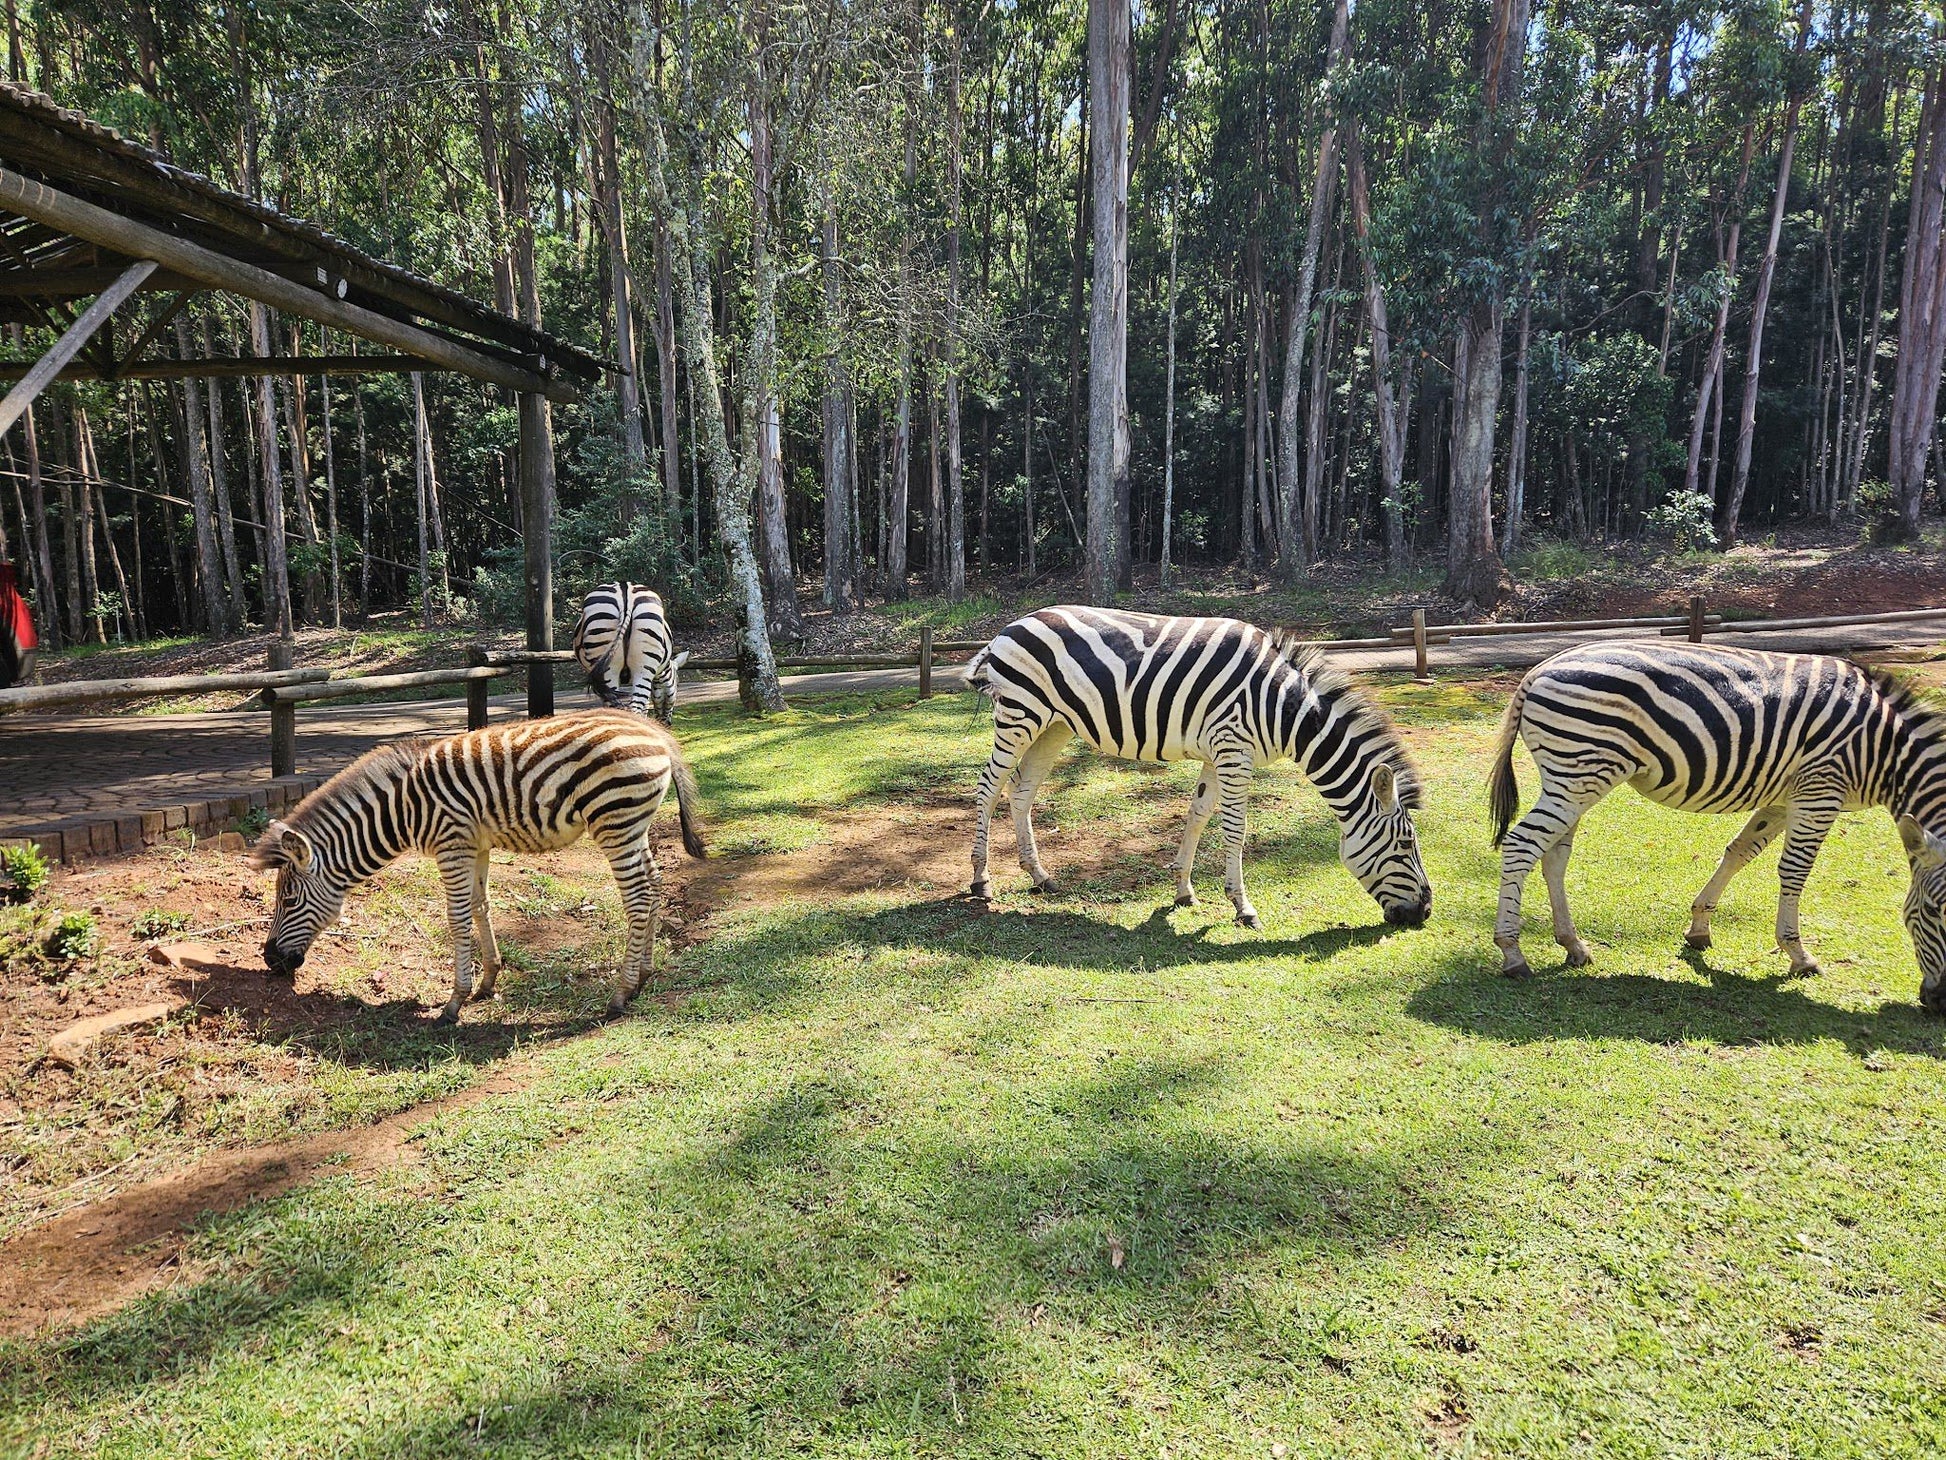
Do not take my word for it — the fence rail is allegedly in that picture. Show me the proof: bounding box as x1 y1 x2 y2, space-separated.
0 667 328 715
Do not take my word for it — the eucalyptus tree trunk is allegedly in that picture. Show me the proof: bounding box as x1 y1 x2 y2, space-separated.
20 397 58 649
412 372 432 629
1724 1 1813 546
886 6 921 601
1501 267 1534 555
630 1 783 711
320 365 341 629
1084 0 1130 605
1275 0 1349 577
746 44 802 638
1444 0 1525 610
943 14 968 600
594 57 646 472
1159 199 1179 588
820 202 854 610
199 315 244 608
171 317 230 636
1683 123 1755 502
1349 126 1409 569
655 219 682 531
1888 61 1946 540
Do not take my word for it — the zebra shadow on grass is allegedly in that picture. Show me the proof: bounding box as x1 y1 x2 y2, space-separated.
1406 948 1946 1060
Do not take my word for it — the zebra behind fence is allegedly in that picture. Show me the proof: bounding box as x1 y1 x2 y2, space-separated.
573 582 687 720
252 710 707 1024
964 606 1432 929
1488 641 1946 1004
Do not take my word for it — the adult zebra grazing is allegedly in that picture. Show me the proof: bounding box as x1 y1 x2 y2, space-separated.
965 607 1433 929
252 711 707 1024
1489 641 1946 1005
573 582 688 720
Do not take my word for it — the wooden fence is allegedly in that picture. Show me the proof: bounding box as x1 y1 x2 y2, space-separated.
5 602 1944 782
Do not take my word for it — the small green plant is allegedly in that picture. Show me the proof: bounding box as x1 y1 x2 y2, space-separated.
131 908 191 940
238 807 271 839
46 910 98 961
1643 489 1720 553
1 844 50 904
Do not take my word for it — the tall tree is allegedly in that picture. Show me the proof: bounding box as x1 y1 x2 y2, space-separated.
1084 0 1130 605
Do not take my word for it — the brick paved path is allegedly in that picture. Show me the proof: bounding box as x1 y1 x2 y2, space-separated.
2 621 1937 863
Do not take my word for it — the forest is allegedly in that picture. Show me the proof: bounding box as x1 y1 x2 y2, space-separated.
3 0 1945 670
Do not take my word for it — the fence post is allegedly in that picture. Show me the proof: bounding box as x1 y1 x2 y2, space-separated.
267 640 293 674
1688 594 1706 644
269 694 296 778
919 625 933 699
466 647 490 731
737 639 755 709
1412 609 1433 683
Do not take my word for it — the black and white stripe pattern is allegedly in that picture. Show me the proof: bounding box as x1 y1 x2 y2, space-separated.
1488 641 1946 1005
965 606 1432 928
252 710 707 1023
573 582 686 720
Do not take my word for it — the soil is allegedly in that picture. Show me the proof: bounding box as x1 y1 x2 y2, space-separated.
0 795 1170 1337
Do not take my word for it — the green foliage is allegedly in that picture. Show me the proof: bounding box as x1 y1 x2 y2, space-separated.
45 910 97 961
0 845 50 904
1644 490 1722 553
237 807 272 840
131 909 192 940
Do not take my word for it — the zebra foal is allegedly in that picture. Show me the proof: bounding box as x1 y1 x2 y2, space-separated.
1489 641 1946 1005
574 582 687 720
966 607 1432 928
253 710 707 1023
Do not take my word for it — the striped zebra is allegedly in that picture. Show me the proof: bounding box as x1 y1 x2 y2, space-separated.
573 582 688 720
965 606 1432 929
252 710 707 1024
1488 641 1946 1005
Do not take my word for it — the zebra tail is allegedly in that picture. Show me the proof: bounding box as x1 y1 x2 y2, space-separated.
963 643 993 688
664 737 708 859
1489 676 1530 849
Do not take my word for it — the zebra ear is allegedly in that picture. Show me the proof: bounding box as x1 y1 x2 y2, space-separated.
669 650 691 673
255 820 313 873
1369 762 1399 812
1900 815 1945 869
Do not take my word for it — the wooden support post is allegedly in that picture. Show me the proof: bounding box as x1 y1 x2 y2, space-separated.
0 259 157 438
519 391 555 719
1688 594 1706 644
1412 608 1433 682
467 647 491 730
736 639 755 708
919 626 934 699
270 698 296 777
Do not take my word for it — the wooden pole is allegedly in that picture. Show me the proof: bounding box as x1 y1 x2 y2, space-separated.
1688 594 1706 643
467 646 491 730
919 625 934 699
519 390 555 717
269 697 296 777
0 260 156 438
1412 608 1433 682
0 169 576 404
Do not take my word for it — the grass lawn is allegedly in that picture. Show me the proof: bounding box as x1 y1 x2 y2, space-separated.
5 683 1946 1457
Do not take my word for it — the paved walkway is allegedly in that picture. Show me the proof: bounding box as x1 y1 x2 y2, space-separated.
3 620 1938 861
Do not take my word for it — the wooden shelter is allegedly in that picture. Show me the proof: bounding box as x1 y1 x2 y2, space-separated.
0 82 601 714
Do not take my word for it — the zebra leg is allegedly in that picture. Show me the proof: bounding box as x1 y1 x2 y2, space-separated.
1170 764 1221 908
434 850 477 1025
471 848 503 1001
1775 798 1841 976
1010 721 1075 892
1214 751 1261 930
1540 831 1590 967
1686 807 1785 949
972 713 1041 898
603 835 663 1016
1496 785 1606 977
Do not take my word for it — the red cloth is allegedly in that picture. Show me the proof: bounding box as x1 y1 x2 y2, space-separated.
0 562 35 688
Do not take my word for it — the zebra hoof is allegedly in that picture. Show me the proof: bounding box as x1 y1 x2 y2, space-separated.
1174 892 1196 909
1787 960 1821 980
433 1005 460 1027
1683 930 1712 951
1237 912 1263 932
1030 880 1059 897
1501 958 1533 980
1563 942 1593 969
970 879 992 900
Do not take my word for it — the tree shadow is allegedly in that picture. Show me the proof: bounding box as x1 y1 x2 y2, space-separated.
1406 946 1945 1058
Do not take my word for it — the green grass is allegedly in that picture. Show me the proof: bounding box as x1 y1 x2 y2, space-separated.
6 689 1946 1457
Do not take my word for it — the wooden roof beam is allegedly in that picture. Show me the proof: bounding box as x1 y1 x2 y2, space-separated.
0 167 578 403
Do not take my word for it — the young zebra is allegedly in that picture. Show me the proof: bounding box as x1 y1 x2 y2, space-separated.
965 606 1433 928
1489 641 1946 1004
573 582 688 720
252 710 707 1024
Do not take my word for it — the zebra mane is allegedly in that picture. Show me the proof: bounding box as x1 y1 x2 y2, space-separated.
1867 665 1946 740
251 738 436 868
1267 628 1424 810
